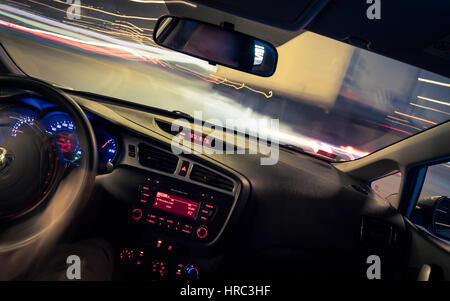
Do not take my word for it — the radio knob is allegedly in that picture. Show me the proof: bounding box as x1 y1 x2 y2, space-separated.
196 226 208 239
131 208 143 220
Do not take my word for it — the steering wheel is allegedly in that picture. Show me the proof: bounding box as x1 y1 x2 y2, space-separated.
0 76 97 280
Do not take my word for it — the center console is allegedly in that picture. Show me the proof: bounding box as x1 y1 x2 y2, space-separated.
130 170 236 243
111 138 246 280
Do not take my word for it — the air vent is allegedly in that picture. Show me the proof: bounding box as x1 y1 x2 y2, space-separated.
190 165 234 192
138 143 179 173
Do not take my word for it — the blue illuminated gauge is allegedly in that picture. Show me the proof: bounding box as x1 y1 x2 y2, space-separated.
46 119 82 161
10 115 36 137
95 129 117 163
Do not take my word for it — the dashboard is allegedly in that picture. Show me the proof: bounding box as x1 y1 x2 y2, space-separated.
0 89 409 281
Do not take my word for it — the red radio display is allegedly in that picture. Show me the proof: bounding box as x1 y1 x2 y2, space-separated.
153 192 199 219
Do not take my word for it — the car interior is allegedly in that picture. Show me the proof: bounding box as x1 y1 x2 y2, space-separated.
0 0 449 281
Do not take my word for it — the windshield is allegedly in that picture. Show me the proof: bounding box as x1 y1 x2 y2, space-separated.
0 1 449 161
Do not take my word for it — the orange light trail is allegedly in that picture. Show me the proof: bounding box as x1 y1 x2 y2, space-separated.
338 146 370 159
394 111 437 125
417 95 450 107
0 18 273 99
409 102 450 116
129 0 197 8
51 0 158 21
418 77 450 88
175 65 273 98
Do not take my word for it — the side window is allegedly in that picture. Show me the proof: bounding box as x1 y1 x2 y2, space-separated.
371 171 402 201
411 163 450 241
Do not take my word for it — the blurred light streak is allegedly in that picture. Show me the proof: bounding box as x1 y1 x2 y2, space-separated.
418 77 450 88
386 119 422 132
0 4 211 65
409 102 450 116
386 115 409 123
7 1 157 46
210 74 273 98
52 0 158 21
337 146 370 159
265 128 371 160
266 128 326 154
366 119 413 135
18 0 137 27
115 20 153 32
175 64 273 98
394 111 437 125
62 19 154 45
0 8 271 99
417 95 450 107
0 19 144 58
129 0 197 8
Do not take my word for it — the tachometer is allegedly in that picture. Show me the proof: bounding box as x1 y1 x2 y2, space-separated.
10 115 36 137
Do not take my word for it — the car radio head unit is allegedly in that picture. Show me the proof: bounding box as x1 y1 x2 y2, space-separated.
153 192 199 219
130 170 236 242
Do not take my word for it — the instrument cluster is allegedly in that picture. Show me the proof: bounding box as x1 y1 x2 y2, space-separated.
0 96 119 167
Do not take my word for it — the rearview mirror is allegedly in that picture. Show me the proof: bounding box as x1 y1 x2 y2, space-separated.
153 16 278 77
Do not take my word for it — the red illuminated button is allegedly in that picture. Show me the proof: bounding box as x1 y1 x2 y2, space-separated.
179 161 190 176
146 214 156 224
204 203 215 210
145 177 161 185
140 185 151 191
131 208 143 220
200 209 213 216
141 191 151 199
196 226 208 239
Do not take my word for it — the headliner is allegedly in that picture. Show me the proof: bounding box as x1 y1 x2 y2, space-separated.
173 0 450 78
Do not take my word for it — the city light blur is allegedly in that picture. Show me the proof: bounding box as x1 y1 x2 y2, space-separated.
0 0 448 161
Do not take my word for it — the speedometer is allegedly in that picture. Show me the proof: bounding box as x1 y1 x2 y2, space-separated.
46 117 82 161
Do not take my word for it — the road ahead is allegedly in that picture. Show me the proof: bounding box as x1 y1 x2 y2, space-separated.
0 0 449 160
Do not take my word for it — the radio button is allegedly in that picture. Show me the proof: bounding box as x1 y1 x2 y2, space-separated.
157 216 165 227
146 214 156 223
200 209 213 216
144 177 161 184
203 203 215 210
140 191 152 199
196 226 208 239
139 185 151 192
179 161 190 176
139 198 149 204
181 229 192 235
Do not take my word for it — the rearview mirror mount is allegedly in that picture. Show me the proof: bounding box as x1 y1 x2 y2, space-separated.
153 16 278 77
